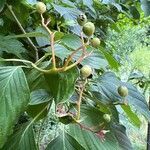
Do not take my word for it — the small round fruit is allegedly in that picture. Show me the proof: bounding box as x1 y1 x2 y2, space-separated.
77 14 87 26
36 2 46 14
103 114 111 123
118 86 128 97
80 65 92 78
83 22 95 37
91 37 100 48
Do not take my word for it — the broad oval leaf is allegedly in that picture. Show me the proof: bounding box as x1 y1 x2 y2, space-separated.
2 123 37 150
90 72 150 121
44 67 79 104
111 124 133 150
129 6 140 19
0 0 5 12
100 47 120 70
121 105 141 128
0 35 26 57
27 89 53 120
46 131 85 150
35 26 50 51
69 124 120 150
80 105 104 129
0 66 30 148
141 0 150 16
26 62 50 91
73 48 108 69
61 34 82 50
52 4 81 21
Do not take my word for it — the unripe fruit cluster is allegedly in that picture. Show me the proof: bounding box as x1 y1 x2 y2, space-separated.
77 14 100 48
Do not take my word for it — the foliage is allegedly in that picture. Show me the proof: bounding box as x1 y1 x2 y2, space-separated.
0 0 150 149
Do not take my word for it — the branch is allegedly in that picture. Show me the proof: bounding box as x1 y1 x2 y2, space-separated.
41 14 56 69
76 79 87 120
7 4 39 61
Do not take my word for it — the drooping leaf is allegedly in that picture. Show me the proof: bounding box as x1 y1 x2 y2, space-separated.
44 67 79 104
61 34 82 50
0 0 5 12
0 35 26 57
27 89 52 120
54 44 71 60
121 105 141 128
26 61 50 91
0 66 30 148
69 124 120 150
140 0 150 16
129 6 140 19
90 72 150 121
2 123 37 150
46 130 85 150
35 26 50 51
73 48 108 69
52 4 81 21
100 48 120 70
112 124 133 150
80 105 104 129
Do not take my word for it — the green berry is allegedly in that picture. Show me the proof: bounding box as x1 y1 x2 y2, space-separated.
36 2 46 14
103 114 111 123
80 65 92 78
83 22 95 37
118 86 128 97
77 14 87 26
91 37 100 48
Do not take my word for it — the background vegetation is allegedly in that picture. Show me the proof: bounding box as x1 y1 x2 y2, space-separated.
0 0 150 150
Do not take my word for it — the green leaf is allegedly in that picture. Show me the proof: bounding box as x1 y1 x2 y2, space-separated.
26 62 50 91
69 124 120 150
0 66 30 148
54 44 71 60
61 34 82 50
129 6 140 19
46 130 85 150
0 0 6 12
100 48 120 70
73 48 108 69
121 105 141 128
141 0 150 16
90 72 150 121
80 105 104 129
35 26 50 51
44 67 79 104
2 123 37 150
26 0 37 5
27 89 52 120
0 35 26 57
112 124 133 150
52 4 81 21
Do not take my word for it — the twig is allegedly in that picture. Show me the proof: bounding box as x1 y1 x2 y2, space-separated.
76 79 87 120
35 53 51 65
7 4 39 61
41 14 56 69
1 58 53 73
64 51 93 71
63 46 83 69
50 32 56 69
